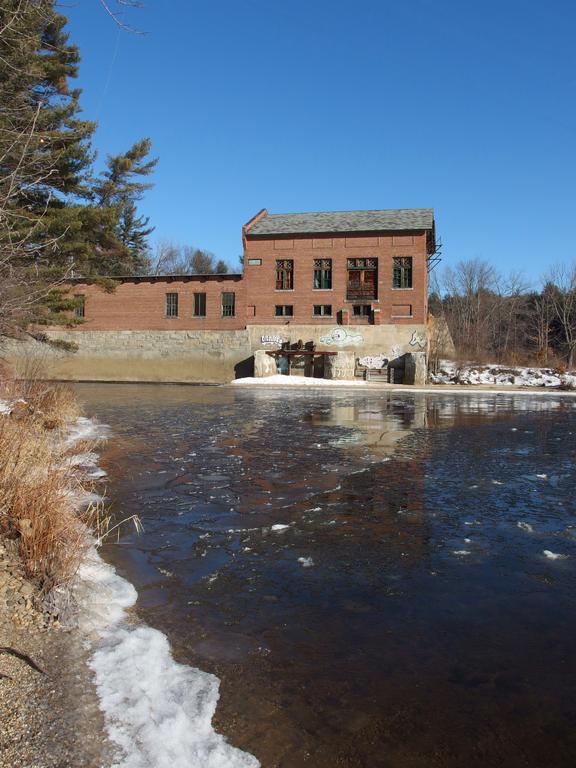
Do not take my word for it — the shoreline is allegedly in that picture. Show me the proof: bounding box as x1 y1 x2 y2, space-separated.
229 380 576 396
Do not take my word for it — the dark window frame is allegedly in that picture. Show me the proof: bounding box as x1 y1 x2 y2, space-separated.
313 304 332 316
393 256 413 289
166 292 179 318
353 304 372 317
221 291 236 317
313 258 332 290
276 259 294 290
193 292 206 317
275 305 294 317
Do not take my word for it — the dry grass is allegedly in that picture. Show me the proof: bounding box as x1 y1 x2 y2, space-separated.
0 377 100 594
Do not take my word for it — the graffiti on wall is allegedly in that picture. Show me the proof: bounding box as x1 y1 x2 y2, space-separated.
409 331 426 348
319 328 364 346
260 334 286 346
358 354 389 370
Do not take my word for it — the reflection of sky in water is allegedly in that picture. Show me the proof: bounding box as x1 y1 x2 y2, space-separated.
77 385 576 768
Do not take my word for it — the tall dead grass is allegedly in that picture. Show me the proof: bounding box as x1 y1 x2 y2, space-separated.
0 379 100 594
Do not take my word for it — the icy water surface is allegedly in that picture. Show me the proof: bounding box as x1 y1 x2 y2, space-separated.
77 384 576 768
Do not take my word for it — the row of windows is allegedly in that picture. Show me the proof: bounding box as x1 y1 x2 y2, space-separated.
165 292 236 318
274 257 413 290
75 292 236 319
275 304 372 318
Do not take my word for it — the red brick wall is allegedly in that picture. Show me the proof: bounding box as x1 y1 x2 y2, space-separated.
243 231 429 326
63 230 430 332
69 276 246 331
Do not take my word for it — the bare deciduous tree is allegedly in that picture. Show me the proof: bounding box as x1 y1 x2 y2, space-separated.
546 263 576 367
150 242 228 275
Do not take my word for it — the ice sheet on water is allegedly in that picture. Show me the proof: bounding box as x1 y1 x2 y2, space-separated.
543 550 569 560
298 557 315 567
517 522 534 533
65 418 259 768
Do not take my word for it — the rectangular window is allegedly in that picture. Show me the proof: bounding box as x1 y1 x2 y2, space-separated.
347 258 377 300
221 292 235 317
313 259 332 289
248 258 262 266
193 292 206 317
74 294 85 319
166 292 178 317
275 305 293 317
353 304 372 317
313 304 332 316
275 259 294 290
393 257 413 288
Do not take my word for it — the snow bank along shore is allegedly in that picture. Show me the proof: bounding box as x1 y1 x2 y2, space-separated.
0 397 259 768
431 360 576 388
232 374 368 387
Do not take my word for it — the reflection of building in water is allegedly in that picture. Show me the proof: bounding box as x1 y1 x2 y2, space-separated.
310 393 427 454
308 393 430 566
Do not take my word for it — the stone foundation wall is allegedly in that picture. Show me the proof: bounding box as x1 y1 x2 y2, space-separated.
1 323 427 383
1 330 253 384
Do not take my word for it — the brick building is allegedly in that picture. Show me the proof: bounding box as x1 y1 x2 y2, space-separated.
6 208 437 383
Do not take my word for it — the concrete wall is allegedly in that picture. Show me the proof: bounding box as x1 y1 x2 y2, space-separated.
1 330 253 384
1 323 427 383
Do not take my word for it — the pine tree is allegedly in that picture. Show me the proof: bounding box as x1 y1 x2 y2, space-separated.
0 1 97 273
93 138 157 274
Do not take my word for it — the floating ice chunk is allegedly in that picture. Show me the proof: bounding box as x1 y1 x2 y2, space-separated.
492 480 504 485
543 550 569 560
536 473 548 479
452 550 471 556
464 538 472 544
270 524 290 532
298 557 315 567
517 522 534 533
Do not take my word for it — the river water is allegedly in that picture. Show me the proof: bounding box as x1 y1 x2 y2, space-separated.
77 384 576 768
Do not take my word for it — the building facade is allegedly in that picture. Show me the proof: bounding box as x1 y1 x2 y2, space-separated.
4 208 436 383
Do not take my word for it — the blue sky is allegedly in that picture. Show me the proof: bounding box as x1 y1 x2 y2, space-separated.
66 0 576 284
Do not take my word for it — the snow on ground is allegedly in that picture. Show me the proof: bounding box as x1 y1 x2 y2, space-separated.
232 374 367 387
0 397 26 414
431 360 576 388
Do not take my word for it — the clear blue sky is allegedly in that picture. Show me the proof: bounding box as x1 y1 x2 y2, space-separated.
66 0 576 284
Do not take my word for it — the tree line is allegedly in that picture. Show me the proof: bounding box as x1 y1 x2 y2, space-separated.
430 258 576 369
0 1 227 335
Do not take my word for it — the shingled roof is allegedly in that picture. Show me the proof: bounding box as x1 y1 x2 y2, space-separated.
245 208 434 237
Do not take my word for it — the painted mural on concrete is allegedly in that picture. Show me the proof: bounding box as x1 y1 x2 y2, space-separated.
319 328 364 346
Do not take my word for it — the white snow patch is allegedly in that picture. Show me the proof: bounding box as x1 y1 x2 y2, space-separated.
543 550 569 561
298 557 315 567
452 550 471 556
431 360 576 389
231 375 367 387
270 524 290 532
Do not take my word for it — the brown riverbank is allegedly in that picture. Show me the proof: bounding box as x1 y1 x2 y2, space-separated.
0 538 113 768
